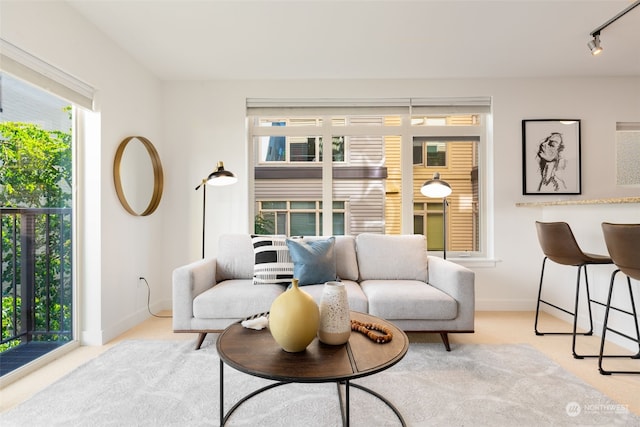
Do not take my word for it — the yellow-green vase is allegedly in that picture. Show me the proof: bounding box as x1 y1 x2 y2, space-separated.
269 278 320 352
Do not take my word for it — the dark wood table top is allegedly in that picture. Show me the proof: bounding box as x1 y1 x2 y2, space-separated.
217 311 409 383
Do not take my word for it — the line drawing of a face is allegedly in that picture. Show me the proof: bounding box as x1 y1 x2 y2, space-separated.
536 132 567 192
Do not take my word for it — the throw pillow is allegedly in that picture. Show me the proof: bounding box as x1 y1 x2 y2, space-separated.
286 237 337 286
251 235 294 285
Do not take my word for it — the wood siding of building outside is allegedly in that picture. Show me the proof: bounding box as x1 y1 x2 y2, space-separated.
349 135 384 166
255 180 322 200
334 180 385 235
384 134 402 235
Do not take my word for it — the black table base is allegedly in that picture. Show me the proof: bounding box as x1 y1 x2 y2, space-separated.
219 360 406 426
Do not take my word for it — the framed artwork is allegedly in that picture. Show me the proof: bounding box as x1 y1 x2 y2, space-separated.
522 119 581 195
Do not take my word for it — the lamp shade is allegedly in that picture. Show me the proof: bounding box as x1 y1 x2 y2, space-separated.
420 173 452 198
206 161 237 186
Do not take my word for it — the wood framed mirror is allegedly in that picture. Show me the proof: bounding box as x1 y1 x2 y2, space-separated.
113 136 163 216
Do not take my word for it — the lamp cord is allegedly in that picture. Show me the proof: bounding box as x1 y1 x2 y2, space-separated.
140 277 172 318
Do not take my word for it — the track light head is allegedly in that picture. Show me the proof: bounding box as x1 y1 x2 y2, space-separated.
588 34 603 56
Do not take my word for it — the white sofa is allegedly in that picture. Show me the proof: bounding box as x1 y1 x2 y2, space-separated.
172 233 475 350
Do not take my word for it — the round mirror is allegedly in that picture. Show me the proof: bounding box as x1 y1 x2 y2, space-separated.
113 136 163 216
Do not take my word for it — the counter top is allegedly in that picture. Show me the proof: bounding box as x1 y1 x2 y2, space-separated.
516 197 640 207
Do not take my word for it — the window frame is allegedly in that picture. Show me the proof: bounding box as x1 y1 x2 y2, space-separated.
248 98 493 261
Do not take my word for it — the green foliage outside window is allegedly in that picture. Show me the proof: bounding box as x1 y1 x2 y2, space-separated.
1 115 73 352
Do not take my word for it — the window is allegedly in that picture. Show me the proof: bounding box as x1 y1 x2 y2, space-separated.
1 39 94 374
616 122 640 186
248 98 491 259
413 136 480 253
0 72 75 371
256 201 345 236
413 140 447 167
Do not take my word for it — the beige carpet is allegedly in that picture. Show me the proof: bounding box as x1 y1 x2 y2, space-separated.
1 339 638 426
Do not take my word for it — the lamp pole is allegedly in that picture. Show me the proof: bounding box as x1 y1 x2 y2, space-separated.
443 197 448 260
201 181 207 259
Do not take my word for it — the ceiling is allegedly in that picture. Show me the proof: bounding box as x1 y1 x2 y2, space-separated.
67 0 640 81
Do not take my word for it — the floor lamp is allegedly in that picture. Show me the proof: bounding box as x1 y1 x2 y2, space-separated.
420 172 452 259
195 161 237 258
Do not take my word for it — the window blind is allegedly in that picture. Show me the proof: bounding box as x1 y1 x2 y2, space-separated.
1 38 95 110
247 97 491 115
617 122 640 131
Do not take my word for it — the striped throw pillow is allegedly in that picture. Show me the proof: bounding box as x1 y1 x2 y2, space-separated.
251 235 294 285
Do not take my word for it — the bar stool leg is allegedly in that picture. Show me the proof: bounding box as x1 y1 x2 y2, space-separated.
573 265 595 359
598 272 640 375
534 257 548 336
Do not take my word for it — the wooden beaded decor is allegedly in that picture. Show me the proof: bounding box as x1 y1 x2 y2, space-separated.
350 319 393 343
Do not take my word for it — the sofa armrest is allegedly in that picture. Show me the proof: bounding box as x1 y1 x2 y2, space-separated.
427 256 475 328
172 257 217 331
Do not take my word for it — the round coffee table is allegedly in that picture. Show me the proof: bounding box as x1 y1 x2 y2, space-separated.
216 310 409 426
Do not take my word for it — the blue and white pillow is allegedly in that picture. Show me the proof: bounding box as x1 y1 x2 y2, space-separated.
251 235 294 285
286 237 337 286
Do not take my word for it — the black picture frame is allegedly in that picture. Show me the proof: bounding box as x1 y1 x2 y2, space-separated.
522 119 581 195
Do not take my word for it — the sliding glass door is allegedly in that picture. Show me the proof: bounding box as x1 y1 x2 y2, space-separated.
0 72 75 376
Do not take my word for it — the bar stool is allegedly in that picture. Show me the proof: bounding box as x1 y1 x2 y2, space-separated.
534 221 613 358
598 222 640 375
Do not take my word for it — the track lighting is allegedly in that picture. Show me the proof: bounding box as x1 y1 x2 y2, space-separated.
588 0 640 56
588 34 602 56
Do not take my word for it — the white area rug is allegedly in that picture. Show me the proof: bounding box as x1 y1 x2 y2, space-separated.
1 340 638 426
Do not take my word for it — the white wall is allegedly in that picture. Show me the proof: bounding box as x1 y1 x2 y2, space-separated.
160 78 640 346
2 2 639 347
1 1 166 344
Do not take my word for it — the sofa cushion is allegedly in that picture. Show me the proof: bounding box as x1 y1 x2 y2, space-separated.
356 233 428 281
251 235 294 285
360 279 457 320
193 279 283 319
286 237 337 285
217 234 255 281
299 236 359 281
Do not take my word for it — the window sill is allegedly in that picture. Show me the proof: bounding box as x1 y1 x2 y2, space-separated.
448 257 500 268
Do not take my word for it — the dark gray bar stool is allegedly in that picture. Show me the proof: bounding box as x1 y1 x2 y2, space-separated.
534 221 613 358
598 222 640 375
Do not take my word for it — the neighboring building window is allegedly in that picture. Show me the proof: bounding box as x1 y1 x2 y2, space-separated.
256 201 345 236
413 140 447 167
257 118 346 164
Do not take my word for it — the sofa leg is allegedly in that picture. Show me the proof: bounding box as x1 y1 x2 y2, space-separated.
195 332 207 350
440 332 451 351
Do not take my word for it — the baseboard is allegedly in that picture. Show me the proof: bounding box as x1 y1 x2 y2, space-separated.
99 299 172 344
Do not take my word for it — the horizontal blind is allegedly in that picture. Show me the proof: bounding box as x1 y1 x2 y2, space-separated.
247 97 491 115
248 98 408 116
411 97 492 114
1 38 95 110
617 122 640 131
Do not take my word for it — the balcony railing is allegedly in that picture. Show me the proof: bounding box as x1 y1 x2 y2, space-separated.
1 207 73 375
